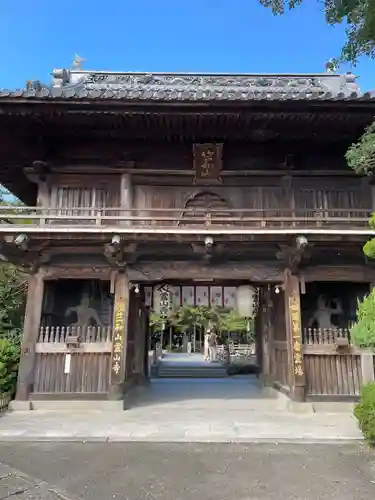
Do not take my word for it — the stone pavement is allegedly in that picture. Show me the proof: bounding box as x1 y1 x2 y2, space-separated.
0 442 374 499
0 462 78 499
0 408 362 442
0 378 363 443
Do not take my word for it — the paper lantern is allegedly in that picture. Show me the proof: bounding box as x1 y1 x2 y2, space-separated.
153 285 171 315
236 285 258 317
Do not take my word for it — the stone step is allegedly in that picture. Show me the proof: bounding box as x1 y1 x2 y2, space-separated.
157 365 228 378
158 373 228 378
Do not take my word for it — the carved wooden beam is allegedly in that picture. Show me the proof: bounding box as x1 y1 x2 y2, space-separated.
127 261 283 282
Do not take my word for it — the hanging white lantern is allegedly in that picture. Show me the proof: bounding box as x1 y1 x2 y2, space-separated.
236 285 258 317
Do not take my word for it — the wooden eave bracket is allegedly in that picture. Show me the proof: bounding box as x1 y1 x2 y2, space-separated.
103 240 139 266
191 241 225 263
24 160 51 183
276 237 313 273
0 235 49 272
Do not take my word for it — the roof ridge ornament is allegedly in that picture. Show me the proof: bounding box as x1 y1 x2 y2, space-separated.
71 54 85 70
325 58 338 73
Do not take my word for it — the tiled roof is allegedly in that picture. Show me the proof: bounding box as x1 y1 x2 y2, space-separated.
0 68 373 102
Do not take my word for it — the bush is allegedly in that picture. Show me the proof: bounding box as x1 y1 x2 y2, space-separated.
354 382 375 446
350 290 375 349
0 338 20 396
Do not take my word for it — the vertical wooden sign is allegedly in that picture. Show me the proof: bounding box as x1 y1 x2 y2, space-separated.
111 295 126 384
288 292 304 380
283 269 305 400
193 143 223 184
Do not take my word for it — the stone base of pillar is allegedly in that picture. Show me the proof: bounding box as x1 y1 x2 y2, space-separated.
8 400 32 411
15 381 33 402
133 373 150 385
108 382 125 400
258 373 273 387
289 385 306 402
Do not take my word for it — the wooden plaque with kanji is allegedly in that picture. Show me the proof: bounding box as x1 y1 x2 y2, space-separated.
193 143 223 184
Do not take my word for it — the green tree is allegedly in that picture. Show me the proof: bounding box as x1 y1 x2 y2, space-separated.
260 0 375 64
0 186 27 342
0 186 27 396
344 123 375 258
0 264 27 343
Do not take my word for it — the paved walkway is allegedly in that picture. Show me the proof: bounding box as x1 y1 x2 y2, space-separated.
1 443 374 500
0 378 363 443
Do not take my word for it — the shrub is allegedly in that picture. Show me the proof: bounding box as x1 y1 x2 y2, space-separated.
0 338 20 396
354 382 375 446
350 290 375 349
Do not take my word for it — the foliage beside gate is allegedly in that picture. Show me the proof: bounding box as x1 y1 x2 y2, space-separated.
354 383 375 446
0 338 20 397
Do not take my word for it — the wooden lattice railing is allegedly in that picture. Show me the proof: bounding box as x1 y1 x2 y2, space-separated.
0 206 372 231
303 328 351 345
38 325 113 343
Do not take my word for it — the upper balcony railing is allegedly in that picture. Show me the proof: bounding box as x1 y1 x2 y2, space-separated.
0 206 373 234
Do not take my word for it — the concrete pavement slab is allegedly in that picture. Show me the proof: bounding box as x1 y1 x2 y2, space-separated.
0 378 364 443
0 443 374 500
0 408 363 442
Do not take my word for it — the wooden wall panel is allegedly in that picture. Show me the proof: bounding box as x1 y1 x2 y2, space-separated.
50 173 120 189
133 179 371 213
133 185 287 211
50 184 120 211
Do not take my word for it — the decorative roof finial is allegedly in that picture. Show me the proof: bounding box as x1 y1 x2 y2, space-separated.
71 54 85 70
325 58 338 73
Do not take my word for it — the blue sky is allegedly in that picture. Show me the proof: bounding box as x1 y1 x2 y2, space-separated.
0 0 374 91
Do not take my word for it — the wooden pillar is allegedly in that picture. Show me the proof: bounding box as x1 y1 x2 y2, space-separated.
37 181 50 225
15 269 45 401
37 181 50 206
283 269 306 401
133 289 147 381
361 351 375 384
120 174 133 224
109 271 130 399
143 309 150 378
261 286 274 384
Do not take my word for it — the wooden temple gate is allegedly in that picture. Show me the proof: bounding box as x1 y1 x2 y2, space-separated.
2 67 375 407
